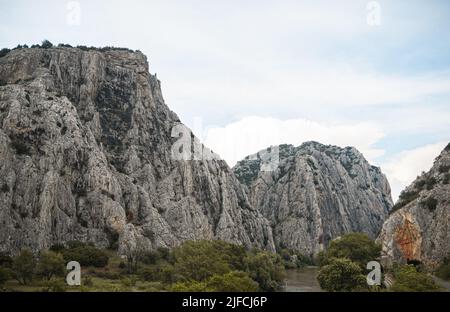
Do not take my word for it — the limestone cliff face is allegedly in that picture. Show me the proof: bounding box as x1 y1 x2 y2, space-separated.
234 142 393 257
0 47 274 254
378 144 450 269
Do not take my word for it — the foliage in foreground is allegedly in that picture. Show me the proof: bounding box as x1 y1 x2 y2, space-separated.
316 233 381 292
390 265 442 292
317 257 367 292
0 240 285 292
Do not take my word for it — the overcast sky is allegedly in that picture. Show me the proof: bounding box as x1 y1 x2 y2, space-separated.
1 0 449 200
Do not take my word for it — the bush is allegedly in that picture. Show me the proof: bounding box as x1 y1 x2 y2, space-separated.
12 249 36 285
138 264 177 284
0 252 13 268
0 267 12 286
0 48 11 57
244 251 285 291
41 40 53 49
443 173 450 185
61 242 109 268
420 196 438 211
172 240 234 281
317 258 367 292
11 138 31 156
206 271 259 292
436 264 450 281
324 233 381 269
390 265 441 292
37 251 65 280
83 275 94 287
392 190 419 212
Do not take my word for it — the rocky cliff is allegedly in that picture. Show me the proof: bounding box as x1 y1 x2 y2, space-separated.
378 143 450 269
0 47 274 255
234 142 393 257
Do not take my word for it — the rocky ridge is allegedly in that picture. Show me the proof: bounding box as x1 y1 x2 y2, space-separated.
0 47 275 255
378 143 450 269
233 142 393 257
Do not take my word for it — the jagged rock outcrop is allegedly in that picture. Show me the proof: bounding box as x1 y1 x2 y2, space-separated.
0 47 274 255
233 142 393 257
378 143 450 269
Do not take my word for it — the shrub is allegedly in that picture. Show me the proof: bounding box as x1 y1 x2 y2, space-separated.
41 40 53 49
438 164 450 174
324 233 381 269
1 183 10 193
172 240 233 281
138 264 177 284
61 242 109 268
0 48 11 57
443 173 450 185
317 258 367 292
420 196 438 211
0 267 12 286
0 252 13 268
37 251 65 280
12 249 36 285
83 275 94 287
425 177 437 190
391 190 419 212
390 265 441 292
244 251 285 291
436 264 450 281
206 271 259 292
11 138 31 156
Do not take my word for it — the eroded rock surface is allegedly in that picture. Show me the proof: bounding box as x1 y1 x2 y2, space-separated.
0 47 274 254
378 144 450 269
234 142 393 257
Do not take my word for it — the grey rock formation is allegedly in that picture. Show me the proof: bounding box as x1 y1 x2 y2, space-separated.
0 47 274 255
234 142 393 257
378 143 450 269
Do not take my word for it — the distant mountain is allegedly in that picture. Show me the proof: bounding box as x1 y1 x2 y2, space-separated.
234 142 393 257
378 143 450 269
0 46 274 254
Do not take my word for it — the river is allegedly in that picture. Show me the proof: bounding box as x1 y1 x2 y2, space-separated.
283 266 322 292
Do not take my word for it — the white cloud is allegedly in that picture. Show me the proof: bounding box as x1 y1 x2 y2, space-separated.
199 116 385 167
381 141 448 201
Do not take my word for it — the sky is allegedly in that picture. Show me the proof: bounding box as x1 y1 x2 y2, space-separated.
1 0 449 200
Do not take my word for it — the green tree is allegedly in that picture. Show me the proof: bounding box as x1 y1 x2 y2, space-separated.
244 251 285 291
317 258 367 292
37 251 65 280
0 267 12 287
325 233 381 268
390 265 442 292
61 243 109 268
12 249 36 285
41 40 53 49
206 271 259 292
172 240 232 281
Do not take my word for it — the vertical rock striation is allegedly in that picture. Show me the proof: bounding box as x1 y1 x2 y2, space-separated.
378 143 450 269
234 142 393 257
0 47 274 254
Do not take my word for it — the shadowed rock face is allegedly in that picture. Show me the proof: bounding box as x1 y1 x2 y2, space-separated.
0 47 274 254
234 142 393 257
378 144 450 269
